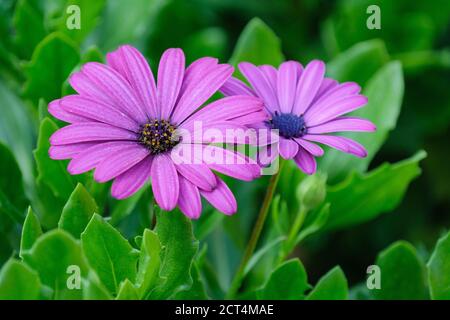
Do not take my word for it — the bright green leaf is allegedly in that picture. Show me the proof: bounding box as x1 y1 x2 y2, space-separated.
258 259 309 300
136 229 162 299
306 266 348 300
172 263 208 300
81 214 139 295
59 183 97 238
325 151 426 230
374 241 428 300
22 229 89 299
82 271 112 300
427 231 450 299
0 259 41 300
116 279 139 300
20 207 43 257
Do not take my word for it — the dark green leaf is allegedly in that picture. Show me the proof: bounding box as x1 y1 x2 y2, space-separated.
81 214 139 294
306 266 348 300
59 183 97 238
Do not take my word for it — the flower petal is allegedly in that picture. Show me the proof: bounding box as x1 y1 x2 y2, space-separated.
50 123 137 145
200 177 237 215
179 57 218 96
178 175 202 219
69 72 112 105
157 48 185 119
111 156 153 199
307 117 377 134
151 154 179 211
81 62 148 123
292 60 326 115
49 142 97 160
171 64 233 124
239 62 279 113
294 147 317 175
294 138 324 157
220 76 256 97
67 141 135 174
259 64 278 93
277 61 300 113
107 45 158 118
60 95 139 131
278 138 299 159
94 143 149 182
311 77 338 104
48 99 88 123
174 162 217 191
303 134 367 157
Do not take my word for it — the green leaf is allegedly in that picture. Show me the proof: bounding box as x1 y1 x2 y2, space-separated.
12 0 46 59
136 229 162 299
325 151 426 230
34 117 77 200
20 207 43 257
59 183 97 238
82 271 112 300
23 32 80 104
22 229 88 299
374 241 428 300
295 203 330 244
81 214 139 295
306 266 348 300
0 142 27 223
326 39 390 86
0 259 41 300
229 18 284 75
148 209 198 299
110 188 144 225
258 259 309 300
172 263 208 300
427 231 450 299
59 0 106 44
320 61 404 181
116 279 139 300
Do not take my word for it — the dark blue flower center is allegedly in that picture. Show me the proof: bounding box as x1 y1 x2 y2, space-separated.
267 112 307 138
138 119 180 154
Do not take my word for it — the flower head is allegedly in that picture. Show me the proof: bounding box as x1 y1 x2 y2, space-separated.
48 46 265 218
220 60 376 174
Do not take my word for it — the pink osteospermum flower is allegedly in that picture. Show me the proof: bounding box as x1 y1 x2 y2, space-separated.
220 60 376 174
48 45 265 219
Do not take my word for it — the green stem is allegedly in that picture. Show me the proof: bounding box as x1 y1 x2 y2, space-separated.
278 205 308 264
226 160 285 299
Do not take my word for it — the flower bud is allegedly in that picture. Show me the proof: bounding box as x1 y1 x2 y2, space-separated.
296 173 327 210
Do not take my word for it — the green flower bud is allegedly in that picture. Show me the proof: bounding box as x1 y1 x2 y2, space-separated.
296 173 327 210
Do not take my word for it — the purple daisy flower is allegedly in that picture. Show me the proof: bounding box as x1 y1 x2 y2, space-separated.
48 46 265 218
220 60 376 174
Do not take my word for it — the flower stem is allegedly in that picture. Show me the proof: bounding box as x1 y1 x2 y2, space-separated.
278 205 308 264
226 160 285 299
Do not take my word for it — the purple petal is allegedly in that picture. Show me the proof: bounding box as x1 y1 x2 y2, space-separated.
171 64 233 124
178 175 202 219
206 148 261 181
294 148 317 175
307 117 376 134
50 123 137 145
306 95 368 126
69 72 112 105
311 78 338 105
107 45 158 118
239 62 279 113
48 99 88 123
49 142 97 160
278 138 299 159
294 138 324 157
292 60 326 115
277 61 300 113
257 143 278 167
81 62 148 123
67 141 134 174
111 156 153 199
303 134 368 157
220 77 256 97
180 57 218 96
183 121 254 145
60 95 139 131
175 162 217 191
93 143 149 182
200 177 237 215
157 48 185 119
259 64 278 93
182 96 264 128
151 154 179 211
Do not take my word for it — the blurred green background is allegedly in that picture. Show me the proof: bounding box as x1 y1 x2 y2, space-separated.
0 0 449 297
